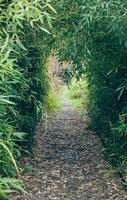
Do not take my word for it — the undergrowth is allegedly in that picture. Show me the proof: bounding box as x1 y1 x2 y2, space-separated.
51 0 127 182
68 79 88 108
46 91 61 111
0 1 56 198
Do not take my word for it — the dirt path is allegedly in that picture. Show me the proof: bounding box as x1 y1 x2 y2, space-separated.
11 99 126 200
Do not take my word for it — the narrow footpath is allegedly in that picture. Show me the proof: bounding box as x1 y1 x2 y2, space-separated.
11 99 126 200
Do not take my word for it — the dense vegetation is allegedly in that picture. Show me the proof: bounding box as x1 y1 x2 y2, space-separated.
53 0 127 178
1 0 127 198
0 0 56 198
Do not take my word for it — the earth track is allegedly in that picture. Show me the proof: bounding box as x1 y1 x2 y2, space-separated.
11 100 126 200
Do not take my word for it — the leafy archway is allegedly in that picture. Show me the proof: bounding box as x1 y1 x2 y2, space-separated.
1 0 127 197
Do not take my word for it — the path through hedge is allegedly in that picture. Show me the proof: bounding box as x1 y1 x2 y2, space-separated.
11 99 126 199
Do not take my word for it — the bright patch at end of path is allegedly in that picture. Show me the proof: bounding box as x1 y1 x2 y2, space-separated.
11 98 126 199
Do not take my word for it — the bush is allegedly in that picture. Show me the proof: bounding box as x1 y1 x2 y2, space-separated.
69 78 88 108
0 1 55 198
51 0 127 176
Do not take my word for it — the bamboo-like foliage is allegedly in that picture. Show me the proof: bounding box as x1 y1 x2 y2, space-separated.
1 0 127 197
51 0 127 174
0 0 55 198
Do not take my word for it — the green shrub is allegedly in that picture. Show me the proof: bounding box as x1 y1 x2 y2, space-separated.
46 91 61 111
69 78 88 108
51 0 127 176
0 177 24 199
0 0 55 198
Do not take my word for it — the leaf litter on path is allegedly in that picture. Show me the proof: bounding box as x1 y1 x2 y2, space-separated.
10 100 127 200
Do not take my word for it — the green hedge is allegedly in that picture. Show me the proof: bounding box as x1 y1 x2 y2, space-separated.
0 1 55 197
51 0 127 174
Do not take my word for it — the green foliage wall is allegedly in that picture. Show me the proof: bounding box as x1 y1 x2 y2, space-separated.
50 0 127 174
0 1 55 195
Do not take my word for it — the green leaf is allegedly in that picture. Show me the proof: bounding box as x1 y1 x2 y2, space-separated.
46 3 57 14
39 27 51 34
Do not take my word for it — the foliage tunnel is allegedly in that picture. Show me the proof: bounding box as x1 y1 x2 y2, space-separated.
1 0 127 198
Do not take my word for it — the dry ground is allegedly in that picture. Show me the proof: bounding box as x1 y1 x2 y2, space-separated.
11 99 126 200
